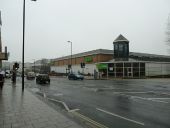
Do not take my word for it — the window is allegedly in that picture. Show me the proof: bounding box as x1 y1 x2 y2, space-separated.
119 44 124 51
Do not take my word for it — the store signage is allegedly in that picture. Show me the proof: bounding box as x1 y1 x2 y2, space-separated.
84 56 93 62
96 63 108 70
109 67 113 71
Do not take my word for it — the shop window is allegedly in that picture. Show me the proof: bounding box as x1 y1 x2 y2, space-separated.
140 63 145 77
124 63 131 67
133 63 139 67
116 63 123 67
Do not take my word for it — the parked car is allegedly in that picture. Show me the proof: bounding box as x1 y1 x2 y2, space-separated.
26 72 35 80
68 73 84 80
5 71 11 78
36 74 50 84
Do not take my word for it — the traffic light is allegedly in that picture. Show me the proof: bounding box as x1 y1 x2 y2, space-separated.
81 62 85 68
14 63 19 70
68 64 71 69
12 63 19 83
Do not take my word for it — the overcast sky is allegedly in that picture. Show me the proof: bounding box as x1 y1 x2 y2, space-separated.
0 0 170 63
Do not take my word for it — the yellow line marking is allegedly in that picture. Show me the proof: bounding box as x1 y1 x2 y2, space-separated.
71 111 109 128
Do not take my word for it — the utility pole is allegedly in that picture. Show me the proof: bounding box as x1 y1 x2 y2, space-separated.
67 41 72 73
22 0 26 91
22 0 37 92
34 60 35 73
0 11 2 68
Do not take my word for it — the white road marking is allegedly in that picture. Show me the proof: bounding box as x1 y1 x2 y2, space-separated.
54 93 63 96
69 109 80 112
47 98 70 111
131 96 168 104
114 91 154 94
43 93 46 98
94 88 137 92
46 97 108 128
112 88 136 91
148 98 170 100
114 92 169 103
131 96 169 103
160 92 170 96
96 108 145 126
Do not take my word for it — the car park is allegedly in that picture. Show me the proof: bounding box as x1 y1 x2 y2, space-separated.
68 73 84 80
36 74 50 84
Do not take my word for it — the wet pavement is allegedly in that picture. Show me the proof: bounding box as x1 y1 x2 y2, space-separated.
0 80 84 128
25 77 170 128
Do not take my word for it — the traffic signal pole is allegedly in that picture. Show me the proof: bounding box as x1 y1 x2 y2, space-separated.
22 0 26 91
22 0 37 92
12 63 19 83
12 66 16 83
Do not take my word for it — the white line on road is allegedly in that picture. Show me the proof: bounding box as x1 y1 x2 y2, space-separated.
96 108 145 126
131 96 169 103
46 98 108 128
69 109 80 112
114 93 169 103
47 98 70 111
43 93 46 98
112 88 136 91
148 98 170 100
54 93 63 96
161 93 170 96
114 91 154 94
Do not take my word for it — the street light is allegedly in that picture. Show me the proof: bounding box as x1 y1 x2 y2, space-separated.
32 59 35 73
67 41 72 72
22 0 37 92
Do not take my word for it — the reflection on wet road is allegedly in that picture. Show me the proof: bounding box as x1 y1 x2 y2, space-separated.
25 77 170 128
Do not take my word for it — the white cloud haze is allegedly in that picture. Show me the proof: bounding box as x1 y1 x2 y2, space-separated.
0 0 170 62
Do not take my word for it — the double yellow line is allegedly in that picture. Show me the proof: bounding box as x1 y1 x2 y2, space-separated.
47 97 109 128
71 111 109 128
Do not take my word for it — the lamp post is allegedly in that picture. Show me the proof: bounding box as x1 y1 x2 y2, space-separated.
22 0 37 92
32 59 35 73
67 41 72 72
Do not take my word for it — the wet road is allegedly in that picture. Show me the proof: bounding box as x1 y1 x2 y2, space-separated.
25 77 170 128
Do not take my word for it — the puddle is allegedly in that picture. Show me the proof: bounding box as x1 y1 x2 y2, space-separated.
31 88 40 93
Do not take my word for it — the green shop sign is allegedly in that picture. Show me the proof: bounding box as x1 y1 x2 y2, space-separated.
96 63 108 70
84 56 93 62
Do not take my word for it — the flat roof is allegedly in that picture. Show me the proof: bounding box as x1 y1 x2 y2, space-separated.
52 49 170 61
52 49 113 61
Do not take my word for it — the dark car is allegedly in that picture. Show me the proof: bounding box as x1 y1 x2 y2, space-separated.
68 73 84 80
36 74 50 84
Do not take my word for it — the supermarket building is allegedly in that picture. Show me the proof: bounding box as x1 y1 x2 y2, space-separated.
51 35 170 78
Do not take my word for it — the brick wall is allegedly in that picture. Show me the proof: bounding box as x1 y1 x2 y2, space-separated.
53 54 113 67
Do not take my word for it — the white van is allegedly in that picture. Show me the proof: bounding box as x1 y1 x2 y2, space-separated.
26 72 35 80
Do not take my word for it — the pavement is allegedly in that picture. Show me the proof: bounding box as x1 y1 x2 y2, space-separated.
0 81 84 128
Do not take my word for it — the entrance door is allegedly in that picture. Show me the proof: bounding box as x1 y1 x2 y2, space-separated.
127 67 132 77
